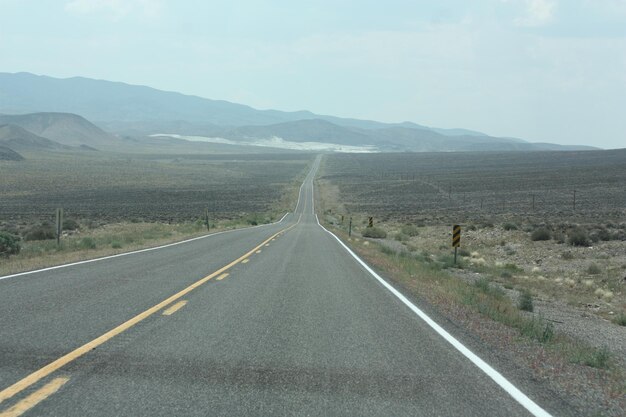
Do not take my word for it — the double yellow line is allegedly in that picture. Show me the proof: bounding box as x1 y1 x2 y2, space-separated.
0 223 294 409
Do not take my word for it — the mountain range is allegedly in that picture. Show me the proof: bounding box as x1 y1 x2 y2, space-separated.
0 72 597 153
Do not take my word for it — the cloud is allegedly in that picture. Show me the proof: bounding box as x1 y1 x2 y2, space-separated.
65 0 162 20
513 0 557 27
586 0 626 16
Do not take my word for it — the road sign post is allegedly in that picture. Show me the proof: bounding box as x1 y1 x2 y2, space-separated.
205 208 210 231
349 217 352 237
452 225 461 264
55 208 64 246
368 217 373 228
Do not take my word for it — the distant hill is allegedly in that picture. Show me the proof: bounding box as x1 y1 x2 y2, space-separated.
0 72 494 135
0 145 23 161
224 119 373 146
0 72 597 152
0 72 311 126
187 119 595 152
0 112 117 147
0 124 65 151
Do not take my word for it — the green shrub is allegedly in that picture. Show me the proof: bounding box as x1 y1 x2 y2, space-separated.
541 322 555 343
111 240 122 249
379 245 396 255
362 227 387 239
503 263 522 272
612 312 626 326
570 346 610 369
520 319 554 344
561 251 575 260
595 228 612 241
503 222 518 231
23 224 56 241
568 229 589 247
1 224 19 235
244 213 267 226
553 231 566 244
63 218 80 230
79 237 97 250
530 228 551 241
474 277 491 293
586 263 601 275
504 245 516 255
437 254 463 269
394 233 409 242
611 230 623 241
400 224 420 237
518 291 534 312
409 250 429 263
474 278 505 298
458 248 471 257
0 231 21 256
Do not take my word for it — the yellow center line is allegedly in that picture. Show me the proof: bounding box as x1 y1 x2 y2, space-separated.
162 300 187 316
0 377 69 417
255 250 262 254
241 259 249 264
0 223 296 405
264 243 270 247
216 273 229 281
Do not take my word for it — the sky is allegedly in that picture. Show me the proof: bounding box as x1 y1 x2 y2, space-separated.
1 0 625 148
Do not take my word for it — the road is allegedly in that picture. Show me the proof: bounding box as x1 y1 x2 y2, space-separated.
0 156 556 416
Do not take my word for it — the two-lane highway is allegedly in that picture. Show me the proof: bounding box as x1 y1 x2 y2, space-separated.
0 156 557 416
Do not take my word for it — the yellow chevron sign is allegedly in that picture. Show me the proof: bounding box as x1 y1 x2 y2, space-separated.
452 225 461 247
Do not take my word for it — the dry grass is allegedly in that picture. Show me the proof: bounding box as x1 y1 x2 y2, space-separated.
349 219 625 319
0 217 272 277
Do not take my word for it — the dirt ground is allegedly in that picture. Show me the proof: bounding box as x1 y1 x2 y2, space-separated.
364 222 626 360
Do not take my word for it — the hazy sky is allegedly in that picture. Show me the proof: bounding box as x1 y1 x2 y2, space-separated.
1 0 625 148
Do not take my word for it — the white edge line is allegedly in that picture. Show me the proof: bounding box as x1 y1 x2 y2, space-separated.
294 180 305 214
0 212 291 282
311 179 315 214
314 215 553 417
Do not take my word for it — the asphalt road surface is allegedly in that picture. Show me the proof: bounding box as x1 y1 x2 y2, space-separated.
0 156 557 416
